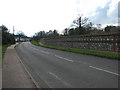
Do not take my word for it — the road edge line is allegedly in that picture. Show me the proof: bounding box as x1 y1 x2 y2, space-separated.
14 44 40 88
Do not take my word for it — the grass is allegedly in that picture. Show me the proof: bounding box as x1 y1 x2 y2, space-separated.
31 41 120 60
0 44 11 68
2 42 20 60
2 44 11 59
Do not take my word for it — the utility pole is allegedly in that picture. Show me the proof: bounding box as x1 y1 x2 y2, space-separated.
13 26 16 43
13 26 15 35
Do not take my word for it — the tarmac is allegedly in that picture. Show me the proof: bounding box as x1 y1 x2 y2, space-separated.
2 44 37 88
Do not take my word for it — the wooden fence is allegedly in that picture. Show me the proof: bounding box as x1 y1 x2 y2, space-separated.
40 33 120 52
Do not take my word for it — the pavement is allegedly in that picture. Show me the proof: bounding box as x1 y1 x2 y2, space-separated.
0 69 2 89
2 44 37 88
0 45 2 89
15 42 119 88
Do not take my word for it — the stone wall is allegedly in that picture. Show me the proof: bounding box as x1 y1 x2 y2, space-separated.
40 33 120 52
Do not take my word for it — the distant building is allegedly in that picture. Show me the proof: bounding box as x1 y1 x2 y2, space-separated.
14 35 30 42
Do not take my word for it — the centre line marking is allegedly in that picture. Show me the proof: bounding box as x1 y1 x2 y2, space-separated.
89 66 119 76
48 72 71 86
41 50 50 55
78 61 88 65
30 47 51 55
54 55 74 62
48 72 61 80
30 47 38 51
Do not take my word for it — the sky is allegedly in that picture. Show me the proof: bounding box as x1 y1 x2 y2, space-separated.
0 0 119 37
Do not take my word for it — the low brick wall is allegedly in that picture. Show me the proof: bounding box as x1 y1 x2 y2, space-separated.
40 33 120 52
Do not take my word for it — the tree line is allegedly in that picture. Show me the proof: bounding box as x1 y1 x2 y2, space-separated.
31 30 59 41
32 15 120 42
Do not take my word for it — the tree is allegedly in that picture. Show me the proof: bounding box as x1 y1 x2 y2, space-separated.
16 31 26 42
74 27 80 35
71 15 89 35
53 30 59 37
63 28 69 36
72 15 88 28
68 28 74 36
16 31 25 36
84 22 94 34
1 25 15 45
85 22 93 29
105 25 118 33
31 30 59 42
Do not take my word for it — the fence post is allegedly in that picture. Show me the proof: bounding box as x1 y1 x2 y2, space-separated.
113 35 117 52
88 35 90 50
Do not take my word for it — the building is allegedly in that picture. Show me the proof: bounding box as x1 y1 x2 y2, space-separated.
14 35 30 42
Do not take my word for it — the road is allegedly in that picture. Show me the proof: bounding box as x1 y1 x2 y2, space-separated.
15 42 119 88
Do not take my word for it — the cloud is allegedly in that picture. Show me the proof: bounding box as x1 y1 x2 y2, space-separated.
118 1 120 25
107 0 118 24
90 2 110 24
76 0 118 27
0 0 119 36
76 0 110 16
0 0 78 36
87 0 118 26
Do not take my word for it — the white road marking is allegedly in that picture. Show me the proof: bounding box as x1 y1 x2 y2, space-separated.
30 46 73 62
30 46 51 55
40 50 50 55
16 52 40 88
89 66 119 76
48 72 61 80
30 47 38 51
78 61 88 65
54 55 74 62
48 72 71 86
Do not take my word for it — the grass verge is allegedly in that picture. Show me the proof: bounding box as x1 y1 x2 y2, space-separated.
0 44 11 68
2 44 11 59
31 42 120 60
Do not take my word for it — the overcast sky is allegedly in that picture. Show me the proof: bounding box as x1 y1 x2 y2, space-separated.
0 0 119 36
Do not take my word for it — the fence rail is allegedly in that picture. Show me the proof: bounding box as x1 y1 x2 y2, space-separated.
41 33 120 52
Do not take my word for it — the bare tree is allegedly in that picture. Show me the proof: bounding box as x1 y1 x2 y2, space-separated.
16 31 26 42
71 15 89 28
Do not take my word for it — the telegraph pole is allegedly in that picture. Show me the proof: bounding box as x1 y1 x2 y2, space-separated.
13 26 15 43
13 26 15 35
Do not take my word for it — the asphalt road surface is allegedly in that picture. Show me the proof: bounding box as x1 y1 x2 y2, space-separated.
15 42 119 88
